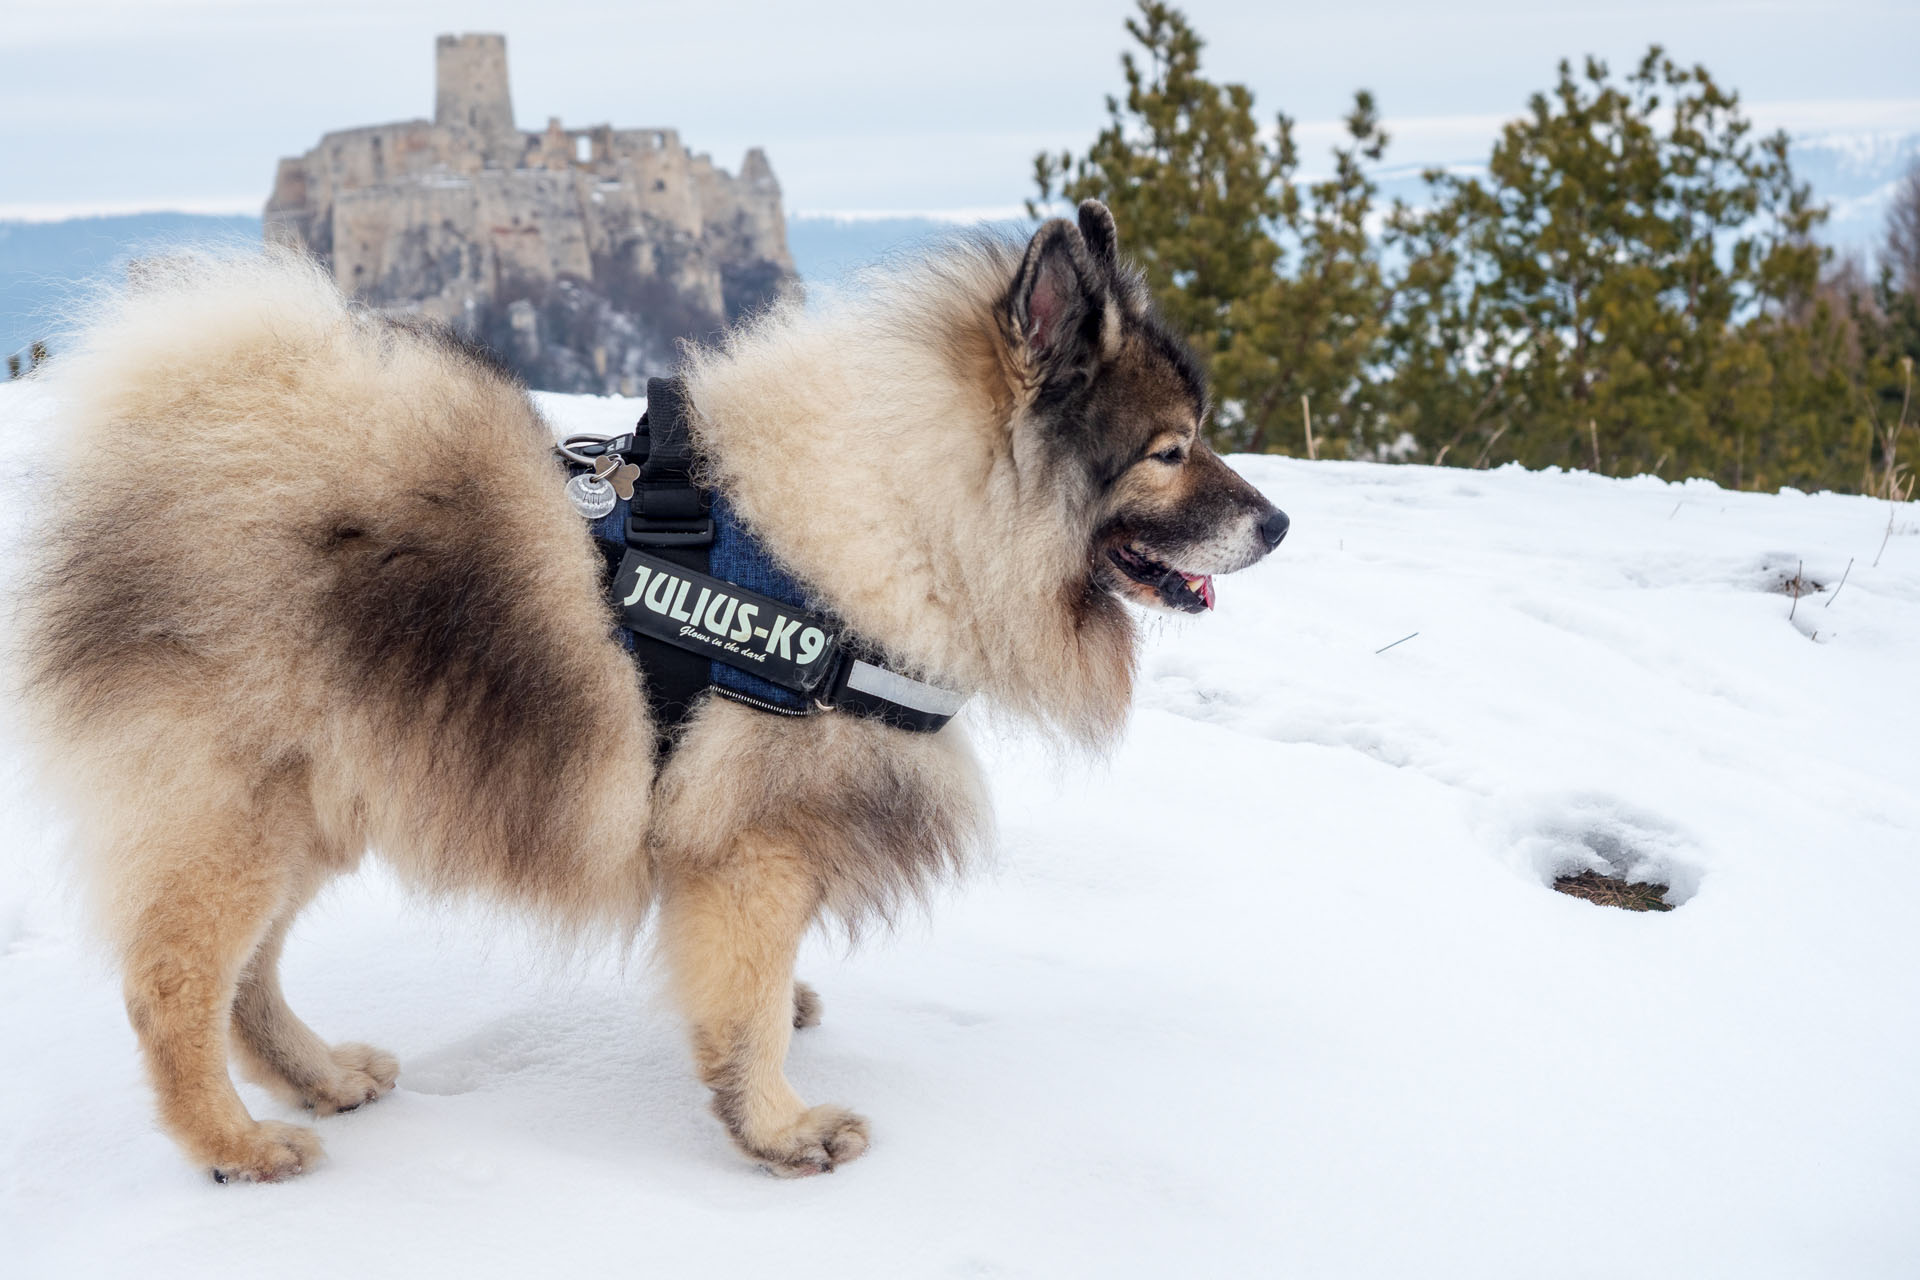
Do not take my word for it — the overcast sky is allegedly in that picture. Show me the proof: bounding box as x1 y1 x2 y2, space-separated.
3 0 1918 219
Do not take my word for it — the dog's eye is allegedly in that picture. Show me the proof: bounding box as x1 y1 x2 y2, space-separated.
1151 446 1185 465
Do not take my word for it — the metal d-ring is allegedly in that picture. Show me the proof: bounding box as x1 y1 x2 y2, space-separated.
556 433 616 468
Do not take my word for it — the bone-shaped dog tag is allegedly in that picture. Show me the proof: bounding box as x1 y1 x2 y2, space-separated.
598 455 640 501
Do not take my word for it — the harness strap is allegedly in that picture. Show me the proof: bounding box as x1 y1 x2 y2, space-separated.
626 377 714 747
628 377 711 542
568 376 966 754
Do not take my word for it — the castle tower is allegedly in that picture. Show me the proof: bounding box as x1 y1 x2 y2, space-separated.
435 33 519 167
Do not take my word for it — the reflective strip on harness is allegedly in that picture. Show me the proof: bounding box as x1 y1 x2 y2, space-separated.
843 660 967 718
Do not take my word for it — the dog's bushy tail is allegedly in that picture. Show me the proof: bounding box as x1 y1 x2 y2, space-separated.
14 249 659 940
58 245 345 399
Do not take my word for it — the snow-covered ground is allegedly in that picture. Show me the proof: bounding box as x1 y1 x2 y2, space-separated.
3 382 1917 1278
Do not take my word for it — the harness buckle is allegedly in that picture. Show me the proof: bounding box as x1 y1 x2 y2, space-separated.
625 481 713 547
624 515 715 547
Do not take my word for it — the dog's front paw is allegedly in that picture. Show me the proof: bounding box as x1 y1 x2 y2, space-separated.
740 1104 870 1178
208 1120 324 1183
307 1042 399 1116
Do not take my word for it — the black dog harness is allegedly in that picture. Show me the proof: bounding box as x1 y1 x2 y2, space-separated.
561 378 966 751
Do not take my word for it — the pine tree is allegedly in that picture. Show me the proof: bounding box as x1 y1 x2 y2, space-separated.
1385 50 1831 487
1031 3 1285 356
5 354 18 380
29 341 48 371
1032 2 1389 455
1212 95 1389 455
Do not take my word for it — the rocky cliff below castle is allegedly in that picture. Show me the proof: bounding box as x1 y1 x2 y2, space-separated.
265 33 793 395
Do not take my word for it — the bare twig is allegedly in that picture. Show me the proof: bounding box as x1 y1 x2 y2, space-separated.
1874 502 1896 569
1588 418 1602 474
1301 393 1317 461
1824 557 1853 608
1788 559 1804 621
1669 500 1682 520
1375 632 1420 654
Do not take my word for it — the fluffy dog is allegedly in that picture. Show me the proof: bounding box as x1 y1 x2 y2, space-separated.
15 201 1285 1181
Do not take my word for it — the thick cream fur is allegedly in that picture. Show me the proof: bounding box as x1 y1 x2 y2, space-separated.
684 237 1137 746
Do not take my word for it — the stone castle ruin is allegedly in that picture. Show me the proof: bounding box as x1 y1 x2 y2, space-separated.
266 34 793 394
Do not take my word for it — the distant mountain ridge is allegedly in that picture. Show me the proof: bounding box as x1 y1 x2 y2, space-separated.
1785 129 1920 257
1 213 262 361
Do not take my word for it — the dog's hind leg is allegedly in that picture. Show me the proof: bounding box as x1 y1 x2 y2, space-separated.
231 859 397 1117
660 835 868 1176
117 765 328 1183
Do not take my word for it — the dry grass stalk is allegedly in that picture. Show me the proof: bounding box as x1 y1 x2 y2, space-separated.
1473 424 1509 469
1874 493 1907 569
1824 557 1853 608
1872 357 1914 502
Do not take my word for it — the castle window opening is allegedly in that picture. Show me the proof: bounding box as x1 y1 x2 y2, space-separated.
576 136 591 164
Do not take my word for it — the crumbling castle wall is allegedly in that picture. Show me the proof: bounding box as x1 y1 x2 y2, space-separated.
265 33 793 395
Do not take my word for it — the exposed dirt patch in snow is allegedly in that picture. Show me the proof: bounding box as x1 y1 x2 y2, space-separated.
1553 870 1676 912
1506 795 1703 905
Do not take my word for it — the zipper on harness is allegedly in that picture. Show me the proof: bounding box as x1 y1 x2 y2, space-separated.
714 688 814 718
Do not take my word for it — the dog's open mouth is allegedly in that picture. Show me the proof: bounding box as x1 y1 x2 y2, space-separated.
1108 543 1214 613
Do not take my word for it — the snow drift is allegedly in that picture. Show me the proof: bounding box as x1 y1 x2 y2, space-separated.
1 383 1916 1278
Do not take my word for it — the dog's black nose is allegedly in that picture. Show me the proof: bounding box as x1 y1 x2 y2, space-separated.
1260 509 1290 549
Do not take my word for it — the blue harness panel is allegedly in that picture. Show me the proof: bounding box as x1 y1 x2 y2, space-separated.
594 492 817 711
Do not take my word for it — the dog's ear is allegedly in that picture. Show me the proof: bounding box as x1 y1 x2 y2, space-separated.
1009 218 1113 382
1077 200 1119 274
1077 199 1150 319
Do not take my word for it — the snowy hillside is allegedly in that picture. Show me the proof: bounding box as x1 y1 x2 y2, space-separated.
1788 128 1920 255
3 383 1918 1278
